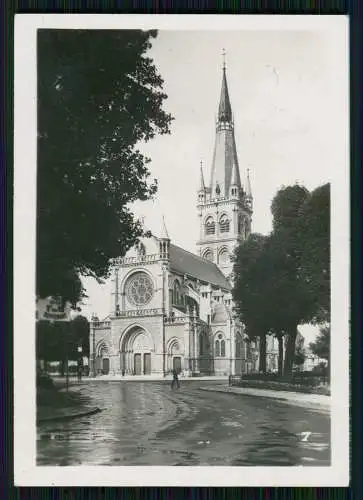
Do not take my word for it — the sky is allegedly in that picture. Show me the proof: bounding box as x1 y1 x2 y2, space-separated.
79 27 346 343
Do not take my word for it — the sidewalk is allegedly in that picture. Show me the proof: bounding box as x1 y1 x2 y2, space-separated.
199 385 331 414
71 374 229 382
37 384 102 424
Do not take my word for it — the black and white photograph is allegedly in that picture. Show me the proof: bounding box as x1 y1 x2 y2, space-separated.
14 15 349 486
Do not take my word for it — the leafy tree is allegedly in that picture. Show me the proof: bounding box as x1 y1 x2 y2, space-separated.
233 234 270 374
299 183 330 323
37 29 173 306
293 332 306 368
69 315 90 358
269 185 314 377
309 325 330 362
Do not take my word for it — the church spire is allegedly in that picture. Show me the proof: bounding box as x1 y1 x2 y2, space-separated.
160 215 169 240
230 161 240 188
209 55 241 198
246 168 252 198
218 51 232 123
199 160 205 191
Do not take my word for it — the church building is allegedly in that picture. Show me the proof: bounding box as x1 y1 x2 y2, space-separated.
90 63 270 377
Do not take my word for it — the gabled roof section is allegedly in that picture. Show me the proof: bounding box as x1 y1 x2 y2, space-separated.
211 302 231 323
169 244 232 291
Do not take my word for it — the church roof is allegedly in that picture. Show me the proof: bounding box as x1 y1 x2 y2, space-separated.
211 303 230 323
169 243 232 291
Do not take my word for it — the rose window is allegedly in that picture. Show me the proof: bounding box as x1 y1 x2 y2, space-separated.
126 272 154 306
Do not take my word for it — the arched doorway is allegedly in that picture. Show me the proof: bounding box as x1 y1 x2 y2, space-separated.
120 326 153 375
167 338 184 374
96 341 110 375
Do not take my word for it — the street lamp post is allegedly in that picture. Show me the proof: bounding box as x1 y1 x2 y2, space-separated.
91 313 98 377
77 345 83 381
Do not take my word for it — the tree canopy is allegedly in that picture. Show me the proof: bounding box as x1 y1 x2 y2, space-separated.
309 325 330 362
37 29 173 306
233 183 330 377
299 183 330 323
36 315 90 363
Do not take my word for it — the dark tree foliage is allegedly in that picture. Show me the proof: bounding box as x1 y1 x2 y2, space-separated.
69 315 90 357
36 316 90 364
233 234 271 374
299 183 330 323
37 29 173 305
233 183 330 378
309 325 330 362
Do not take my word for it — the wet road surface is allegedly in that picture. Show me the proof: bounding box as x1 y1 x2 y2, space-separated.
37 381 330 466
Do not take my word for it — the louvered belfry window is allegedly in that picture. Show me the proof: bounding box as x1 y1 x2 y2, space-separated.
205 217 215 235
219 215 230 233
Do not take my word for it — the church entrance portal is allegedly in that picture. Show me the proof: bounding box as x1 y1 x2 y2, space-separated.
134 354 142 375
144 353 151 375
120 327 153 375
102 358 110 375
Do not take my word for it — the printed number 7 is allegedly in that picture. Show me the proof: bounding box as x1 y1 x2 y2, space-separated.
301 432 311 442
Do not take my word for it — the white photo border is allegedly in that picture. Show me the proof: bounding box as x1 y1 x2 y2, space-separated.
14 14 349 486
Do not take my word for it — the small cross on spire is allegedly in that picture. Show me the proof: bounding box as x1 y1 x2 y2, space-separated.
222 48 226 70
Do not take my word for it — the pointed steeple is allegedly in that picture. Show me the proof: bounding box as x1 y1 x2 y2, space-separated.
159 215 170 261
246 168 252 198
218 64 232 123
230 161 240 188
209 56 242 198
160 215 169 240
199 160 205 191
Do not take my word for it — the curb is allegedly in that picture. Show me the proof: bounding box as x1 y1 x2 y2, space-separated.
198 387 331 414
37 407 102 424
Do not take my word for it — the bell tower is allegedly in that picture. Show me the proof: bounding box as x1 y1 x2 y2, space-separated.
197 55 253 279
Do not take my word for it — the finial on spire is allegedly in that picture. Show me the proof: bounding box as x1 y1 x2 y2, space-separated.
160 215 170 240
246 167 253 198
222 48 226 70
199 160 205 191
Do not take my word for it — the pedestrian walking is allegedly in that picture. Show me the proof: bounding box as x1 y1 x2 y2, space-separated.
171 369 180 389
77 360 82 382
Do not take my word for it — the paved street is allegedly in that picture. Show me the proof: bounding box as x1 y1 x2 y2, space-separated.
37 381 330 466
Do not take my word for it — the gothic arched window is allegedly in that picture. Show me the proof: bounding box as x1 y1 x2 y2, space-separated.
238 215 244 235
205 217 215 235
203 249 214 262
173 280 181 305
219 214 230 233
235 333 242 358
215 333 224 357
218 248 229 265
221 340 226 357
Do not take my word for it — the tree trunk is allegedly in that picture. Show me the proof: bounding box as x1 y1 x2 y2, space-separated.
283 326 298 380
277 336 284 377
60 359 65 377
259 335 267 374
